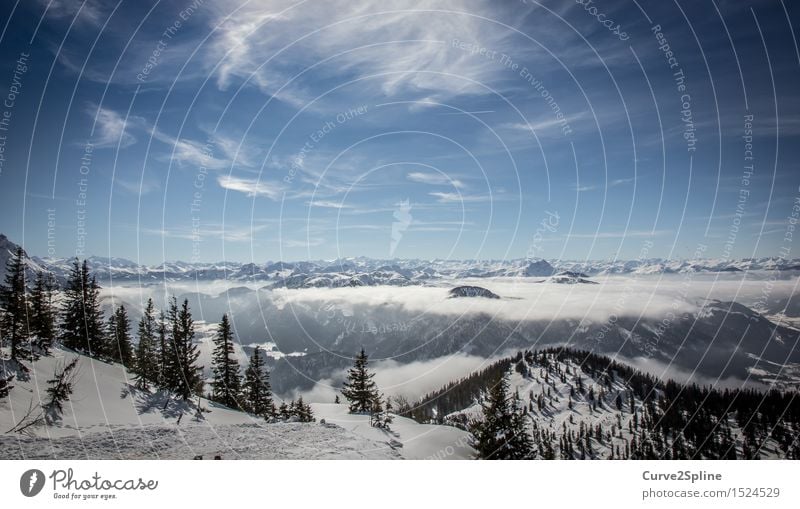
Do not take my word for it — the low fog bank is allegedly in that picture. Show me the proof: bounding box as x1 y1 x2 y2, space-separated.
93 275 799 394
289 353 502 403
100 273 800 328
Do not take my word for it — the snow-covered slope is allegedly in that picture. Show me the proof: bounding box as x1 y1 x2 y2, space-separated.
442 350 796 459
312 403 473 460
0 348 467 459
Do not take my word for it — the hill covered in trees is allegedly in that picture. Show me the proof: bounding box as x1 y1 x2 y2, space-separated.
402 348 800 460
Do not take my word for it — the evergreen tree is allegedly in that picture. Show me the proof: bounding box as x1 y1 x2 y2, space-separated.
369 394 385 427
59 260 104 356
156 310 169 389
44 358 79 420
134 299 159 390
242 346 275 419
210 314 241 408
0 372 14 398
341 348 379 413
29 270 57 354
107 304 134 366
292 396 314 422
0 246 30 360
469 374 534 459
166 298 202 400
84 271 106 356
370 392 393 429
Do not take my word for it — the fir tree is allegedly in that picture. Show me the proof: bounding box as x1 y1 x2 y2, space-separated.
107 304 134 366
293 396 314 422
59 260 83 351
166 298 202 400
60 260 104 357
134 298 159 389
210 314 241 408
242 346 274 419
44 358 79 420
370 393 393 429
156 310 169 389
341 348 379 413
0 372 13 398
469 374 534 460
369 394 385 427
29 270 57 354
0 247 30 360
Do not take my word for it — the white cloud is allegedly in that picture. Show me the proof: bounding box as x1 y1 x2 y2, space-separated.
407 171 465 189
503 112 586 134
89 106 137 148
429 191 489 203
205 0 518 102
140 223 269 242
283 237 326 248
572 176 639 193
217 175 284 199
115 175 159 195
308 200 353 209
38 0 105 26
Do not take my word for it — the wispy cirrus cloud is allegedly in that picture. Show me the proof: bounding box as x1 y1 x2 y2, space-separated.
407 171 465 189
283 237 326 248
140 223 269 242
204 0 520 103
429 191 489 203
89 105 138 148
217 175 284 199
572 176 638 193
308 200 353 209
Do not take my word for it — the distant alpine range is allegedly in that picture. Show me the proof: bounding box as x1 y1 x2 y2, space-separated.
3 234 797 288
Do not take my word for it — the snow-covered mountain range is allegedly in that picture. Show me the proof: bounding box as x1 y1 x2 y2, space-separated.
4 233 800 288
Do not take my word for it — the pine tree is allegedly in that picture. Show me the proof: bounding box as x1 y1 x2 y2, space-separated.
370 392 393 429
293 396 314 422
59 259 104 357
134 298 159 389
166 298 202 400
29 270 57 354
242 346 274 419
0 372 14 398
369 394 385 427
210 314 241 408
341 348 379 413
107 304 134 366
156 310 169 389
44 357 79 420
59 260 84 352
469 374 534 459
0 246 30 360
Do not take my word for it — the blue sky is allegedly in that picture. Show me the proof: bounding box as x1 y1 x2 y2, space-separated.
0 0 799 264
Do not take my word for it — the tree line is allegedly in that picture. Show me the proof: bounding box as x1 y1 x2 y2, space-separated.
404 347 800 460
0 250 314 423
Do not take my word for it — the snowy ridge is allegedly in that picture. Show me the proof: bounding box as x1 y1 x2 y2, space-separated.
426 349 798 459
0 347 471 459
0 228 792 288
